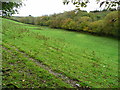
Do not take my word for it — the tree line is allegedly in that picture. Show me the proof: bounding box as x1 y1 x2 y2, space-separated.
10 10 119 38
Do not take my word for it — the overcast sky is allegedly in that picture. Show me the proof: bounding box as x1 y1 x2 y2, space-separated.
14 0 103 17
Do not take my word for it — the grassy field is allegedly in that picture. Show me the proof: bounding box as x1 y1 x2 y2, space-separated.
2 18 119 88
2 42 72 88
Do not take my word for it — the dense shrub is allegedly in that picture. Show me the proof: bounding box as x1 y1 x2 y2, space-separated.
89 20 104 34
102 11 118 36
76 16 92 31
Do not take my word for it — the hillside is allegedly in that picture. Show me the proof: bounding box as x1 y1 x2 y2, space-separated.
2 18 119 88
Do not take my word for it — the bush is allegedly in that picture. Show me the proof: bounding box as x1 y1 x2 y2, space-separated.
103 11 118 36
61 18 76 30
89 20 104 34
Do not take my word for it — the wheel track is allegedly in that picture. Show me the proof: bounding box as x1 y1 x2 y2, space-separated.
2 43 91 89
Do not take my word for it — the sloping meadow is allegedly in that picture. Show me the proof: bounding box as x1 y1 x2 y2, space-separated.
2 18 119 88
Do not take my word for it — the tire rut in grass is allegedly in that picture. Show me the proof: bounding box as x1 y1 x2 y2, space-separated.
2 44 91 89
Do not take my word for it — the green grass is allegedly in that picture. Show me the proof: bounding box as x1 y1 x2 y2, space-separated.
2 42 72 88
2 18 119 88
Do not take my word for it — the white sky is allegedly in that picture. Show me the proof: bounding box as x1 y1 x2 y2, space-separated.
14 0 103 17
